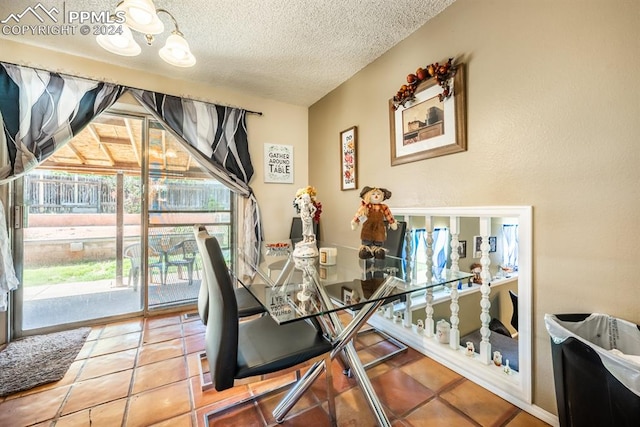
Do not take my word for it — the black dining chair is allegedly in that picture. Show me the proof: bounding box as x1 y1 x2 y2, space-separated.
509 290 519 332
195 230 335 422
192 225 265 325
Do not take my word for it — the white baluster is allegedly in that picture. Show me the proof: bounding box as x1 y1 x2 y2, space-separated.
423 216 434 336
478 217 492 364
449 216 460 350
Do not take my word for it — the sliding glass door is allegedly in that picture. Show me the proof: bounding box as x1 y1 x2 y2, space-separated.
12 110 234 334
14 113 145 333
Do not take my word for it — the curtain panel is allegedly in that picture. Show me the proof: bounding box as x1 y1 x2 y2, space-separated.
0 62 126 182
129 90 262 269
0 63 126 310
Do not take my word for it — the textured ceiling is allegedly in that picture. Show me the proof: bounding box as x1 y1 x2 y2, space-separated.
0 0 455 106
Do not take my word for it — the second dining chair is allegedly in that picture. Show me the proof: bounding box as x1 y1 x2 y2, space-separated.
192 225 265 325
194 230 336 423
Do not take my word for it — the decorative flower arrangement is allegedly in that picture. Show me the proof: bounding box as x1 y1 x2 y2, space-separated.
293 186 322 223
392 57 457 110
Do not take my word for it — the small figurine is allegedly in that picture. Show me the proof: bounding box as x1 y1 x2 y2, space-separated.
416 319 425 334
436 319 450 344
503 359 511 374
493 350 503 366
465 341 475 356
292 186 322 258
351 186 398 259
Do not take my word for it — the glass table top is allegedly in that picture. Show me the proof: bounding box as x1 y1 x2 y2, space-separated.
239 242 473 324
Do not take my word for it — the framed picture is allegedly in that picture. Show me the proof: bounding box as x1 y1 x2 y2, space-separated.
340 126 358 190
473 236 496 257
389 63 467 166
341 286 354 305
264 143 293 183
457 240 467 258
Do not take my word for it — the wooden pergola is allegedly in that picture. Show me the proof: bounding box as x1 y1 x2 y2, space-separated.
42 114 207 179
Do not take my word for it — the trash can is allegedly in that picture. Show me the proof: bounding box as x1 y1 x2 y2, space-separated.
545 313 640 427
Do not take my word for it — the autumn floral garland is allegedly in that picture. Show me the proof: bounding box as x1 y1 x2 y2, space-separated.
392 57 457 110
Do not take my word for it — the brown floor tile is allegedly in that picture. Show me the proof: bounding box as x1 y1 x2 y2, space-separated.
385 347 424 367
400 356 463 392
506 410 552 426
0 385 70 426
184 331 206 354
404 397 476 427
356 330 387 347
77 348 137 381
75 338 97 360
138 337 184 366
143 323 184 345
186 351 205 378
55 398 127 427
100 318 144 338
334 387 381 427
126 380 191 427
183 319 206 336
279 404 332 426
149 412 195 426
86 326 104 341
258 384 320 425
371 369 435 417
145 314 182 329
131 355 188 394
440 380 518 426
89 331 141 357
190 376 251 410
204 402 264 427
61 370 132 415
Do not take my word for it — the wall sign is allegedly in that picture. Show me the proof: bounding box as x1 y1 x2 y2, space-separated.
264 143 293 183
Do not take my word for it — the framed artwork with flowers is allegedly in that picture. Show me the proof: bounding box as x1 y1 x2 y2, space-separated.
340 126 358 190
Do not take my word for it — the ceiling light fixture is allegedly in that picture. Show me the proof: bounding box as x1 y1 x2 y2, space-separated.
97 0 196 68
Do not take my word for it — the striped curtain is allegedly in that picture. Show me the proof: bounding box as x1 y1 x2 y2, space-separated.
0 63 124 308
130 90 262 269
0 62 125 182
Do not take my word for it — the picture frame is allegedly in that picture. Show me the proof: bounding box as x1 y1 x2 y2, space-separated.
340 126 358 190
263 143 293 183
457 240 467 258
389 63 467 166
341 286 354 305
473 236 496 258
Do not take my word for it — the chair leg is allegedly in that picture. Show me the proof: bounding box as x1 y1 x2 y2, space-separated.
325 356 337 426
187 263 194 285
199 351 303 423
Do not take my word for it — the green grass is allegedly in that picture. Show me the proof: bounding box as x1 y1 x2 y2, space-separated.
23 260 128 287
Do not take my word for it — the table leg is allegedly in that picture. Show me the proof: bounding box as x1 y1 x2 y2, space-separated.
275 273 399 426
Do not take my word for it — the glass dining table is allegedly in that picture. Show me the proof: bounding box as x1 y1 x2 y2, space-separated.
238 241 472 426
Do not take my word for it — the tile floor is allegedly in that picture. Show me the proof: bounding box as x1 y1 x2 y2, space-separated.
0 311 551 426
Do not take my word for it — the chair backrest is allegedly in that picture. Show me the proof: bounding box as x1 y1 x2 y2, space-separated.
383 221 407 257
123 243 141 268
195 229 239 391
509 290 519 331
290 217 320 244
193 225 210 325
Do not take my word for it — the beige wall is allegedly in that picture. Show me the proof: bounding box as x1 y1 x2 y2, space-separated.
309 0 640 415
0 40 309 341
